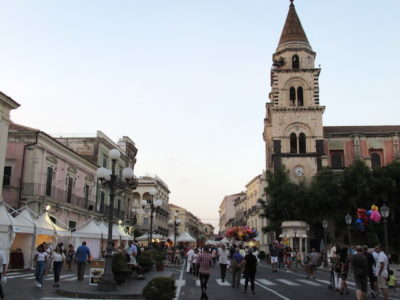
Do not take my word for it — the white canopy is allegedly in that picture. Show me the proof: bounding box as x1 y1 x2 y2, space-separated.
98 222 120 240
218 237 230 244
205 239 217 245
0 202 16 258
13 209 35 234
72 219 102 239
114 225 133 241
35 212 69 236
176 232 196 243
136 233 165 241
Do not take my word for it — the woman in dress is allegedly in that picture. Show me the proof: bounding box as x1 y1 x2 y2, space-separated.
34 244 48 288
52 245 65 287
66 244 75 270
338 247 350 295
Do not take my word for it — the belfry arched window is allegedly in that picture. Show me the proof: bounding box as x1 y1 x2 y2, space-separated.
371 153 381 169
292 55 300 69
290 133 297 153
297 87 304 106
299 133 306 153
290 87 296 106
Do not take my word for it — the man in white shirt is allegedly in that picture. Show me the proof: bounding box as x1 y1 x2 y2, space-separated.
0 249 7 298
374 245 389 300
218 244 230 282
186 248 194 273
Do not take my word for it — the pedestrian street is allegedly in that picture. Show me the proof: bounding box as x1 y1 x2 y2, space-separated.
175 262 400 300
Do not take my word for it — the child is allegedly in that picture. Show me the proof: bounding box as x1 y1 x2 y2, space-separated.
388 270 397 291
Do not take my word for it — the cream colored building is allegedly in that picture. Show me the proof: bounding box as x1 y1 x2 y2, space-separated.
218 193 240 235
0 92 19 200
133 176 170 237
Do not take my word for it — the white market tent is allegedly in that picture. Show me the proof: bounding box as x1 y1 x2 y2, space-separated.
217 237 230 244
12 209 36 269
72 219 103 259
34 212 70 246
176 232 196 243
205 239 217 245
0 202 16 261
114 224 132 241
136 233 165 242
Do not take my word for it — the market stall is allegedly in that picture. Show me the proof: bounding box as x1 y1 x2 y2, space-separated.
12 209 36 269
0 202 16 266
72 219 103 259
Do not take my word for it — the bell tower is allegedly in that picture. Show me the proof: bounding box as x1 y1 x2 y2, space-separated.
263 0 326 180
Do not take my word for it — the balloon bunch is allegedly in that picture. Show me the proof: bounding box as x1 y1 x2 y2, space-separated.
356 205 382 231
226 226 258 241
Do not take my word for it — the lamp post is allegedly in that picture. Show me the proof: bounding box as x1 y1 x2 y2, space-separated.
169 211 181 249
380 203 390 254
141 188 162 247
96 149 138 291
322 220 328 267
345 213 352 254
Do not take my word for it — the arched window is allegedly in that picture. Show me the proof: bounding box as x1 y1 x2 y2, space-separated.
290 133 297 153
297 87 304 106
292 55 300 69
371 153 381 169
331 153 343 169
290 87 296 106
299 133 306 153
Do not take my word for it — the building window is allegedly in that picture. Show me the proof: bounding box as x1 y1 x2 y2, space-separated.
66 177 73 203
3 166 11 186
297 87 304 106
84 184 90 208
292 55 300 69
46 167 53 196
69 220 77 232
102 155 108 168
371 153 381 169
299 133 306 153
331 151 344 169
290 133 297 153
290 87 296 106
143 217 149 226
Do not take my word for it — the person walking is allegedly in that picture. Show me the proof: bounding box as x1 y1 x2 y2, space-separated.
186 247 194 274
43 242 53 277
0 248 7 299
34 244 48 288
270 244 278 272
75 241 91 281
53 245 65 287
242 248 257 295
198 246 213 300
363 245 378 298
352 246 368 300
308 248 320 280
192 248 200 280
231 247 243 288
338 247 350 295
374 245 389 300
218 244 229 282
66 244 75 270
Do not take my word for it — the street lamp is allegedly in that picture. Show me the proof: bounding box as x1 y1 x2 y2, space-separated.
169 211 181 249
322 220 328 267
345 213 352 253
141 188 163 246
96 149 138 291
380 203 390 254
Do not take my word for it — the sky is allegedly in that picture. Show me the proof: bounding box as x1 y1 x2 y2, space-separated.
1 1 400 232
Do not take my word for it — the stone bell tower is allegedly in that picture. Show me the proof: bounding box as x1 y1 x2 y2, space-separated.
263 0 327 181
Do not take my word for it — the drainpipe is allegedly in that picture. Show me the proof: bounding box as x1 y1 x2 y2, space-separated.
18 131 40 208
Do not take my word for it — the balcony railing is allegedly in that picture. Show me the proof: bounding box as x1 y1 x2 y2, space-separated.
22 183 89 209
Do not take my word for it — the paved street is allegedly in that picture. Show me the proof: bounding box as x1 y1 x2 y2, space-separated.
2 263 400 300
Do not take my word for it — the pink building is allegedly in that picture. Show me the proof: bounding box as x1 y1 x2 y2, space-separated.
4 123 99 229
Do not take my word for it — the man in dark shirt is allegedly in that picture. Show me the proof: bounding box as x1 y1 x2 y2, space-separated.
363 245 377 298
270 245 278 272
352 245 368 300
76 241 91 281
242 248 257 295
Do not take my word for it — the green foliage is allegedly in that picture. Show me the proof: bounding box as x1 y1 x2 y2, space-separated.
137 250 154 264
142 276 176 300
260 160 400 253
112 252 130 272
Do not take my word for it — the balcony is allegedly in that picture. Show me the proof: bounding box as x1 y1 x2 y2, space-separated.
22 183 88 209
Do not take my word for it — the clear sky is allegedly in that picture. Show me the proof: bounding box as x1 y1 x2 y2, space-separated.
1 1 399 232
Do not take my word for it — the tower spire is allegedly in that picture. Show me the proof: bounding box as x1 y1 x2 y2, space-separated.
278 1 310 49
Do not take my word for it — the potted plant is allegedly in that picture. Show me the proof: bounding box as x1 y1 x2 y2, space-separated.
142 276 176 300
112 252 131 284
137 251 154 273
154 253 165 271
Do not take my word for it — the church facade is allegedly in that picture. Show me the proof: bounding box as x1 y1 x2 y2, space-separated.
263 1 400 181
